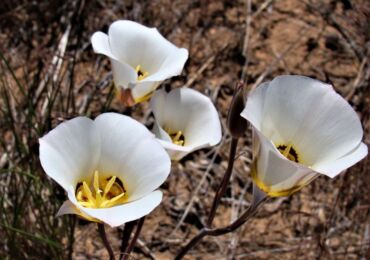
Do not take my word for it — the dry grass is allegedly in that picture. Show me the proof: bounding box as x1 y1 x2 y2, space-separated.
0 0 369 259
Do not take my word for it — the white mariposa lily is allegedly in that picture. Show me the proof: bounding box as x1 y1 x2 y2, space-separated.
39 113 171 227
150 88 222 161
241 75 368 197
91 20 189 106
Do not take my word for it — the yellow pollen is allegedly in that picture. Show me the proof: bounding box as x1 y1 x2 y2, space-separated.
75 171 127 209
135 65 149 81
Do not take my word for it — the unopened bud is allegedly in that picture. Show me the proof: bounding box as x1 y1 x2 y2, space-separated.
227 82 247 138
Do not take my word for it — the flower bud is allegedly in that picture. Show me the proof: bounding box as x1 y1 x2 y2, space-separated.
227 82 247 139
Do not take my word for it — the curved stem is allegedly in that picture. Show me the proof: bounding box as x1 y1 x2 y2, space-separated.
97 223 115 260
207 138 239 227
176 184 267 260
122 217 146 260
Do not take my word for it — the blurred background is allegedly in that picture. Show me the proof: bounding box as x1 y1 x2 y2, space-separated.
0 0 369 259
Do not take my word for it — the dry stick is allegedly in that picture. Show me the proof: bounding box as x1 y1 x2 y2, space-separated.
345 57 367 101
207 138 239 227
122 217 146 260
175 184 267 260
120 220 137 256
97 223 115 260
136 238 157 260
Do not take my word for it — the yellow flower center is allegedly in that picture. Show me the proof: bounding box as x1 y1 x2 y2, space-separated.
135 65 149 81
277 144 299 163
75 171 127 208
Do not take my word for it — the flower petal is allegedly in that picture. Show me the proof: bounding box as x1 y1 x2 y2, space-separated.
110 58 137 89
150 89 167 125
93 113 170 202
57 200 79 217
39 117 100 190
69 189 163 227
157 138 195 161
130 80 160 103
142 48 188 82
108 20 186 75
241 81 269 130
252 128 318 196
313 142 368 178
91 32 116 58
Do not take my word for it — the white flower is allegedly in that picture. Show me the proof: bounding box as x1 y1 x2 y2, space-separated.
241 75 368 197
91 20 188 106
150 88 222 161
39 113 171 227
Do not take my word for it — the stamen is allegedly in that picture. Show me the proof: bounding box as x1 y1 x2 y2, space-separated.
100 193 126 208
104 176 116 197
166 129 185 146
282 144 292 158
76 172 126 209
82 181 95 205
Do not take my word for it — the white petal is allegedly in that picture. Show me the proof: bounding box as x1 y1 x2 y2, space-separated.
142 48 188 82
313 142 368 178
57 200 79 217
110 58 137 89
130 80 160 103
39 117 100 190
150 89 168 125
152 121 172 143
93 113 170 202
91 32 116 58
157 139 195 161
259 76 331 146
241 81 270 131
108 20 186 75
151 116 194 161
70 189 163 227
252 128 319 196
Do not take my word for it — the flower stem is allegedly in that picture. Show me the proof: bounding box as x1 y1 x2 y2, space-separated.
120 221 136 255
122 217 146 260
207 137 239 227
175 184 267 259
97 223 115 260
